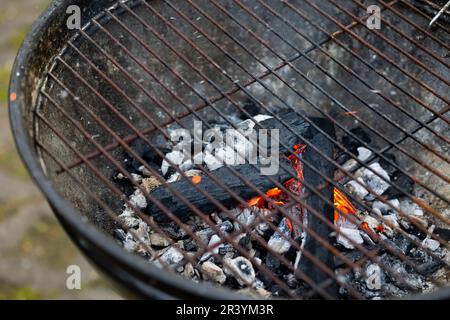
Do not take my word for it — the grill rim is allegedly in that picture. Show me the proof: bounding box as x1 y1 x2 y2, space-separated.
8 0 247 300
8 0 450 300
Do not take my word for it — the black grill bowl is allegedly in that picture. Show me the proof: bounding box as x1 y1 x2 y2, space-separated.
9 0 450 300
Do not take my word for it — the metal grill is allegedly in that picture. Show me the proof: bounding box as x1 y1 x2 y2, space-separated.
32 0 449 299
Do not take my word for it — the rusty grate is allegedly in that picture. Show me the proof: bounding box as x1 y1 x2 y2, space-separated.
33 0 449 299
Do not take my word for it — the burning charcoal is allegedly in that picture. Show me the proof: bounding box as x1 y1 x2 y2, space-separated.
383 213 399 226
373 199 399 215
434 228 450 242
219 220 234 233
224 256 256 287
422 238 440 252
201 261 226 284
345 179 369 199
265 252 281 274
267 218 292 254
182 263 195 279
392 234 413 254
203 151 223 171
113 229 127 242
149 233 170 248
337 227 364 250
379 153 397 177
135 221 151 246
357 147 372 162
365 264 382 291
210 212 222 224
112 171 135 196
142 176 162 193
342 127 372 154
156 246 184 268
399 199 424 216
284 273 298 289
362 163 391 196
417 260 442 277
383 283 406 298
383 171 414 199
362 215 382 232
123 232 138 253
233 208 256 232
129 189 148 209
342 158 358 172
336 152 350 165
163 224 188 240
184 240 198 252
238 234 252 250
218 244 235 256
195 228 214 243
176 266 184 273
147 157 297 223
200 234 223 262
334 251 364 268
161 150 185 177
360 231 377 247
117 208 141 229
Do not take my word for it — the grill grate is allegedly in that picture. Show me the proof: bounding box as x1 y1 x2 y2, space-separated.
33 0 449 299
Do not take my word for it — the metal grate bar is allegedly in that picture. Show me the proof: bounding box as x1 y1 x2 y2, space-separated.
33 0 450 299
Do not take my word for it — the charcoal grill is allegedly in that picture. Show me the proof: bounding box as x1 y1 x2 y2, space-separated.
9 0 450 299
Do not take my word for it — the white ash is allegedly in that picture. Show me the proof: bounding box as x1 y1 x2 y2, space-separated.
345 178 369 199
357 147 373 162
129 189 147 209
135 221 151 247
232 207 257 232
361 162 391 196
342 158 359 172
201 261 226 284
224 256 256 287
155 246 185 268
117 208 141 229
422 238 440 252
123 232 138 253
161 150 185 176
399 199 424 216
372 199 400 214
267 218 292 254
362 215 381 232
365 264 382 291
131 173 143 184
200 234 223 262
337 227 364 250
383 214 400 229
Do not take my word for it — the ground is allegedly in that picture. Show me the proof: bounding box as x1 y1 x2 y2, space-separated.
0 0 121 300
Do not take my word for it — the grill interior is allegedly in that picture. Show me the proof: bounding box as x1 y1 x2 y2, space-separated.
33 0 450 299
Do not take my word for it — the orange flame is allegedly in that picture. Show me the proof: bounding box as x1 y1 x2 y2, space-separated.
246 144 307 210
333 187 357 223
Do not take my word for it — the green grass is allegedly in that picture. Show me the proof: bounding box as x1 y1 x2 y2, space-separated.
0 284 43 300
0 64 11 104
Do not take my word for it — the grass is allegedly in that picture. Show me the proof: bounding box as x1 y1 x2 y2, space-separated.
0 284 43 300
0 147 29 180
0 198 24 222
0 64 11 104
18 216 78 269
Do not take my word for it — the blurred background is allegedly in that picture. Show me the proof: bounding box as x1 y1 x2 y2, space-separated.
0 0 120 300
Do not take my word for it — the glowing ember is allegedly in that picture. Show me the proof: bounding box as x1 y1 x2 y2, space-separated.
333 187 357 223
245 144 307 210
